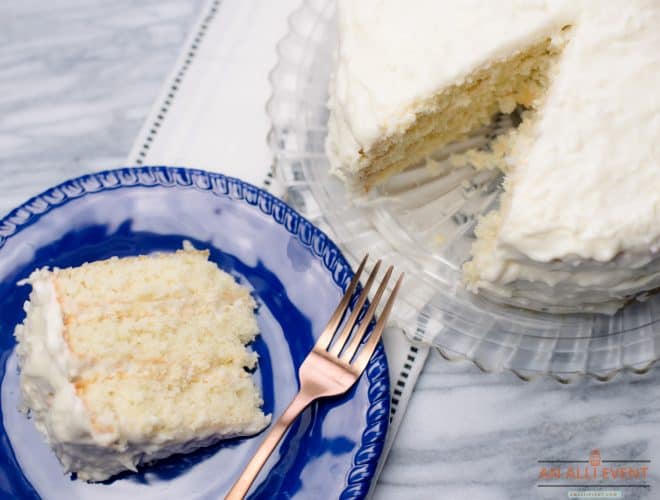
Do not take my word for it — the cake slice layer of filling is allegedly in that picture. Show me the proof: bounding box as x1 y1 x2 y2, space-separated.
353 35 565 190
14 249 270 481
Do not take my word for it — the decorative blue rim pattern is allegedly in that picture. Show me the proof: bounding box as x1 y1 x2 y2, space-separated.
0 166 390 499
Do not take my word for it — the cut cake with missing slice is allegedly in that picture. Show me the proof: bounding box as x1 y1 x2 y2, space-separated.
14 248 270 481
326 0 660 314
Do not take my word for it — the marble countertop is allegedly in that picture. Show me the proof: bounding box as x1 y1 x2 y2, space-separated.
1 1 659 499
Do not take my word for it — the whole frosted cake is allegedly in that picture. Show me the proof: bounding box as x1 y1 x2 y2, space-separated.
14 249 270 481
326 0 660 313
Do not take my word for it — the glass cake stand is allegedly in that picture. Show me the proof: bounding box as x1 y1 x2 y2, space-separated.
266 0 660 382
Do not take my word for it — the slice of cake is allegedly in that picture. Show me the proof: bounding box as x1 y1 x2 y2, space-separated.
14 249 270 481
327 0 660 313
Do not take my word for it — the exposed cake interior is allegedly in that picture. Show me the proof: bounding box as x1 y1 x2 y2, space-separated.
15 249 270 481
330 0 660 314
355 28 573 296
357 32 567 190
59 250 267 436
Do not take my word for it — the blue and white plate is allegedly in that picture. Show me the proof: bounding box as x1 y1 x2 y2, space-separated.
0 167 389 499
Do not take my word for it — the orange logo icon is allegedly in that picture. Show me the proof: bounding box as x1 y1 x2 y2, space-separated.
589 449 601 467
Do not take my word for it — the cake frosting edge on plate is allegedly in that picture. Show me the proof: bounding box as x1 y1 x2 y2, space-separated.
326 0 660 314
14 249 270 481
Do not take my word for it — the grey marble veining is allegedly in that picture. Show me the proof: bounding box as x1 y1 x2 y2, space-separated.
2 1 660 499
376 351 658 499
0 0 204 216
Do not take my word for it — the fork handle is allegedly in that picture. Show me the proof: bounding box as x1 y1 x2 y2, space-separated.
225 391 314 499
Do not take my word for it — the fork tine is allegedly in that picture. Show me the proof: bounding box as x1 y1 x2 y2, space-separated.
340 266 393 363
328 260 382 356
352 273 404 374
316 254 368 350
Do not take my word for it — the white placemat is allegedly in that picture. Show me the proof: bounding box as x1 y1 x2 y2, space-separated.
127 0 430 489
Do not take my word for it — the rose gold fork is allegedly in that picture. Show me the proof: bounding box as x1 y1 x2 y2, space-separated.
226 255 403 500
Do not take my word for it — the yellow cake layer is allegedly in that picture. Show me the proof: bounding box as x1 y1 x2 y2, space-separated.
14 248 270 481
355 35 563 190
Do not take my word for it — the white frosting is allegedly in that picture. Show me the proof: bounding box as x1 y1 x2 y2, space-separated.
326 0 571 175
14 270 268 481
469 0 660 313
13 271 109 478
328 0 660 313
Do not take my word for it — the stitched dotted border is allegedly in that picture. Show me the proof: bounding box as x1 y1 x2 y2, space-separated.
263 169 274 188
389 345 420 422
133 0 276 191
389 322 425 422
134 0 222 166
